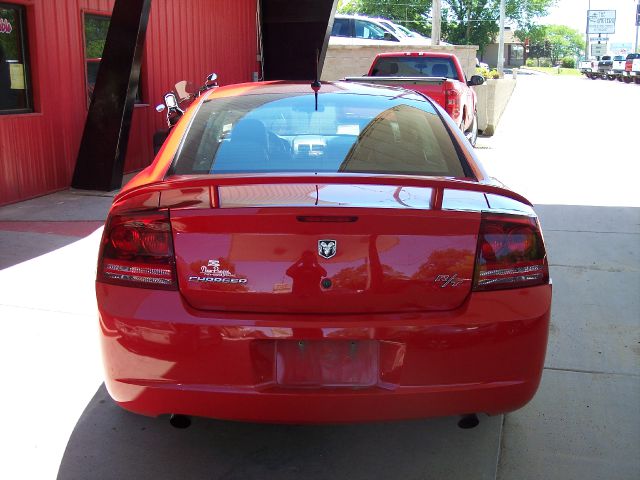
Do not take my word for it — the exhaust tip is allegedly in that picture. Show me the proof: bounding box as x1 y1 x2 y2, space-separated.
457 414 480 429
169 414 192 429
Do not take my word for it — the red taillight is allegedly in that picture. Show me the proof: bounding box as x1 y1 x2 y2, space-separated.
444 81 461 119
98 211 177 290
626 60 633 72
473 213 549 291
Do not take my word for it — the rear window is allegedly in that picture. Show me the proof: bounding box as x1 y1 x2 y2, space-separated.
169 91 468 179
371 56 460 80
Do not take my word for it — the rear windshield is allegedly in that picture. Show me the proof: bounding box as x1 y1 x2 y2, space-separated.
169 91 468 178
371 57 460 80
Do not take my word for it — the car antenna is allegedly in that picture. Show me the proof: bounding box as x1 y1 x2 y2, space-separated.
311 47 321 111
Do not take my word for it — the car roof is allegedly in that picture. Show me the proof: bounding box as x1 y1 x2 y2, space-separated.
205 80 433 104
375 51 457 59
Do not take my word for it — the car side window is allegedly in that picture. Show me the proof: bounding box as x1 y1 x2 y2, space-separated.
331 18 350 37
354 19 391 41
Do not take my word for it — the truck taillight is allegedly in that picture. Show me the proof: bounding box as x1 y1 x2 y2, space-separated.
444 80 461 120
473 213 549 291
98 211 177 290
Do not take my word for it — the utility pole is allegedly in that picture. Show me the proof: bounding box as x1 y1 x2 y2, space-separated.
497 0 506 75
432 0 442 46
585 0 591 59
632 0 640 53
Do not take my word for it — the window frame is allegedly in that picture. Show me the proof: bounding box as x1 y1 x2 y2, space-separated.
0 2 33 115
331 18 353 38
82 11 110 108
81 10 144 108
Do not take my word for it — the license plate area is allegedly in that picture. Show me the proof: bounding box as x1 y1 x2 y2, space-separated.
276 340 379 387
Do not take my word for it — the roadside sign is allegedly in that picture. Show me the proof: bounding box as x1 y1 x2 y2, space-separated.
587 10 616 34
590 37 609 42
610 42 633 54
591 43 607 56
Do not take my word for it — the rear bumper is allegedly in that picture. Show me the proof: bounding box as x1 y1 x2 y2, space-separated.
98 283 551 423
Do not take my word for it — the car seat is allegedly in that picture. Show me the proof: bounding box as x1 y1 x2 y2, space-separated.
212 119 269 172
374 61 399 76
431 63 449 78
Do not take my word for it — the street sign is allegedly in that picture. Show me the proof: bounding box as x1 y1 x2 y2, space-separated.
591 43 607 56
587 10 616 34
610 42 633 54
590 37 609 42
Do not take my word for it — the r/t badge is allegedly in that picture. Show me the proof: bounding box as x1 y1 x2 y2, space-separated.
435 274 464 288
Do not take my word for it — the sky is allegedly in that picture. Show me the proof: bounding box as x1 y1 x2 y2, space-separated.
541 0 638 49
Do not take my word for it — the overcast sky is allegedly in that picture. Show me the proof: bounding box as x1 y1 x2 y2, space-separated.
541 0 638 46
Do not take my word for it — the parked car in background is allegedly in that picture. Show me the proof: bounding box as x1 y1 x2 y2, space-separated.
372 17 433 43
476 58 489 69
97 79 551 426
597 55 613 76
373 17 411 39
579 57 598 76
331 14 431 45
610 55 626 74
345 52 484 146
395 23 429 40
623 53 640 83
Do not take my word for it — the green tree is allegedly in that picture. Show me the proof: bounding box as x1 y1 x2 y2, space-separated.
516 24 584 64
84 15 110 59
339 0 556 52
515 24 548 62
544 25 584 64
442 0 556 52
337 0 433 36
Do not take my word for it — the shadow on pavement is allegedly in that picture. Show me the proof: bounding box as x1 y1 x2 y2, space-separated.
0 190 111 269
0 222 104 270
57 384 502 480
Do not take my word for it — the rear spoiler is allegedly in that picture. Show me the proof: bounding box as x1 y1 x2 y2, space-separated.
113 174 534 213
343 76 448 87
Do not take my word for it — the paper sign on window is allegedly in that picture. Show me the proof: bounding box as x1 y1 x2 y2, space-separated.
9 64 24 89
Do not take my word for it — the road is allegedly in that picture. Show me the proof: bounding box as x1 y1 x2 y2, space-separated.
475 73 640 480
476 73 640 208
0 74 638 480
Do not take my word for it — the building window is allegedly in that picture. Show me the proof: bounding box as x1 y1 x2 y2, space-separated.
83 13 142 106
509 45 524 65
83 13 110 106
0 3 32 114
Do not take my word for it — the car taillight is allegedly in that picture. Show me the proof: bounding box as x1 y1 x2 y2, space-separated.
473 213 549 291
626 61 632 72
444 81 461 119
98 210 177 290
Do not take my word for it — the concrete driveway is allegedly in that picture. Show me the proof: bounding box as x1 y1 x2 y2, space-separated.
0 74 638 480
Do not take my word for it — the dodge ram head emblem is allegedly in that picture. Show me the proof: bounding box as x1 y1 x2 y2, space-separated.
318 240 337 259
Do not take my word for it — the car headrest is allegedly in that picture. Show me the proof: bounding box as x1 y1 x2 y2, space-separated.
232 119 267 144
431 63 449 77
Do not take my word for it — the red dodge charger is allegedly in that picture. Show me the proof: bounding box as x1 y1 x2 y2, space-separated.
97 80 551 425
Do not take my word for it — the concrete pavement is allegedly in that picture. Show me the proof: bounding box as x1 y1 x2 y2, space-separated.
0 191 505 480
0 74 638 479
0 190 112 269
476 74 640 480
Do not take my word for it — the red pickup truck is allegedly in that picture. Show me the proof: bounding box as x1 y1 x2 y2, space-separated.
345 52 485 146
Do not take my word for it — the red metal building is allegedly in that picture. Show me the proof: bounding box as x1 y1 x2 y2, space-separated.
0 0 259 205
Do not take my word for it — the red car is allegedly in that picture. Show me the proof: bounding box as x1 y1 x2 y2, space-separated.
97 80 551 426
346 52 484 146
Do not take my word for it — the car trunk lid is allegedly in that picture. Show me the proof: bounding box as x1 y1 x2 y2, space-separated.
166 179 510 314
